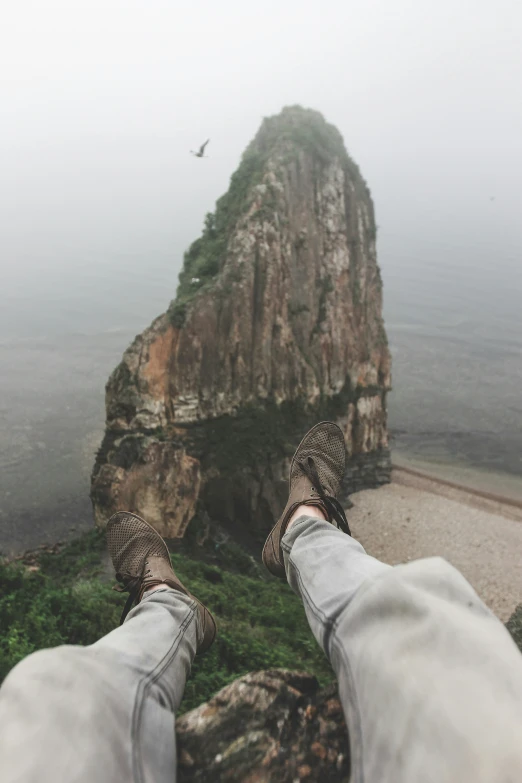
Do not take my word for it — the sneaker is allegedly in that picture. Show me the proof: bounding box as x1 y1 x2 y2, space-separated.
106 511 216 654
262 421 351 578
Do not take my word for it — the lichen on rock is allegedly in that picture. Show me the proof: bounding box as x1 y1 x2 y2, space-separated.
176 669 350 782
91 105 392 538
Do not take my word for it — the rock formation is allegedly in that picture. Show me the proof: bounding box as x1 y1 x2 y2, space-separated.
175 610 522 782
91 106 391 539
176 669 350 782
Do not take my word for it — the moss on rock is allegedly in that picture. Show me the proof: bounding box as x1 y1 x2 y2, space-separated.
183 378 358 475
506 604 522 651
167 106 361 328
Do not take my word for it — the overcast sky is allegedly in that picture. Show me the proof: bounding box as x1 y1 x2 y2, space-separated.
1 0 521 285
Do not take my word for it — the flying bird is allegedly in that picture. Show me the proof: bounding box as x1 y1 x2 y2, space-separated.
191 139 210 158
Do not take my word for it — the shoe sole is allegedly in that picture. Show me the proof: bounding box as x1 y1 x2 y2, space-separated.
261 421 345 574
288 420 345 488
107 510 172 565
107 510 217 655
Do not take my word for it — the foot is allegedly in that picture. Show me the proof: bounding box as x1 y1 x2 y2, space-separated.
106 511 216 654
262 421 351 578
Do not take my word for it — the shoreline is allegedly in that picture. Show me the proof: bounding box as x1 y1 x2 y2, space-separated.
2 450 521 557
391 448 522 508
351 475 522 622
391 464 522 523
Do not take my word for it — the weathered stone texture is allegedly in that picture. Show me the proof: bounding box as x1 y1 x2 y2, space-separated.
91 107 391 537
176 670 350 783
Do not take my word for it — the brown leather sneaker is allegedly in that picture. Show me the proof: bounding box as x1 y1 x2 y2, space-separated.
106 511 216 654
262 421 351 578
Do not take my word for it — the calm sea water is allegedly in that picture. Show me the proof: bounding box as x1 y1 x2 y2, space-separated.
1 231 521 553
384 230 522 481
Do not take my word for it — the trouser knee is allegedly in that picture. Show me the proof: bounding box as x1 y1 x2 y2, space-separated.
2 646 82 696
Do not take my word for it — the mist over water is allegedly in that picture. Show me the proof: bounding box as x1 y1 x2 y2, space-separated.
0 254 177 552
1 216 520 553
384 227 522 475
1 0 521 552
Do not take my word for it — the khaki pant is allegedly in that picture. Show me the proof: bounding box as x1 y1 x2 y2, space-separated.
1 515 521 782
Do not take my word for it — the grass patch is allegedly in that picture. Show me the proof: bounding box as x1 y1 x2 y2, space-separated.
1 532 521 716
0 531 121 683
171 553 333 712
0 529 332 714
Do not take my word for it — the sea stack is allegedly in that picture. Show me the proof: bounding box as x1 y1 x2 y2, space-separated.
91 106 391 543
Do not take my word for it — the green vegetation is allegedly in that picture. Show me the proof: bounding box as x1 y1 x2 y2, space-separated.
376 319 388 347
0 528 332 714
288 303 310 317
187 399 313 473
506 604 522 651
185 386 358 478
181 386 368 545
312 274 334 334
171 552 332 711
167 106 361 328
97 384 386 503
167 147 266 327
1 530 521 717
0 532 121 683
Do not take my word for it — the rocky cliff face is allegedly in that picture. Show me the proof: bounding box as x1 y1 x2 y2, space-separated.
176 669 350 782
91 106 391 539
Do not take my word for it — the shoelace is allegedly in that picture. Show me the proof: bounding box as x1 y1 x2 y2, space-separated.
297 456 351 535
113 565 152 625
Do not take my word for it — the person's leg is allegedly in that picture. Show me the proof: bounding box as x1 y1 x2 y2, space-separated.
0 588 197 783
283 512 522 783
0 512 216 783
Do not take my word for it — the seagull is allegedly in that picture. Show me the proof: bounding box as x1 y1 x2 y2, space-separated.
191 139 210 158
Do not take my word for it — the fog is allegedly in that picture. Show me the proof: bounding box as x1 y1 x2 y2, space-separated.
1 0 521 288
1 0 522 550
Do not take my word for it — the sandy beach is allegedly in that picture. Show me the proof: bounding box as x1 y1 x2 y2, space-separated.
350 466 522 622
